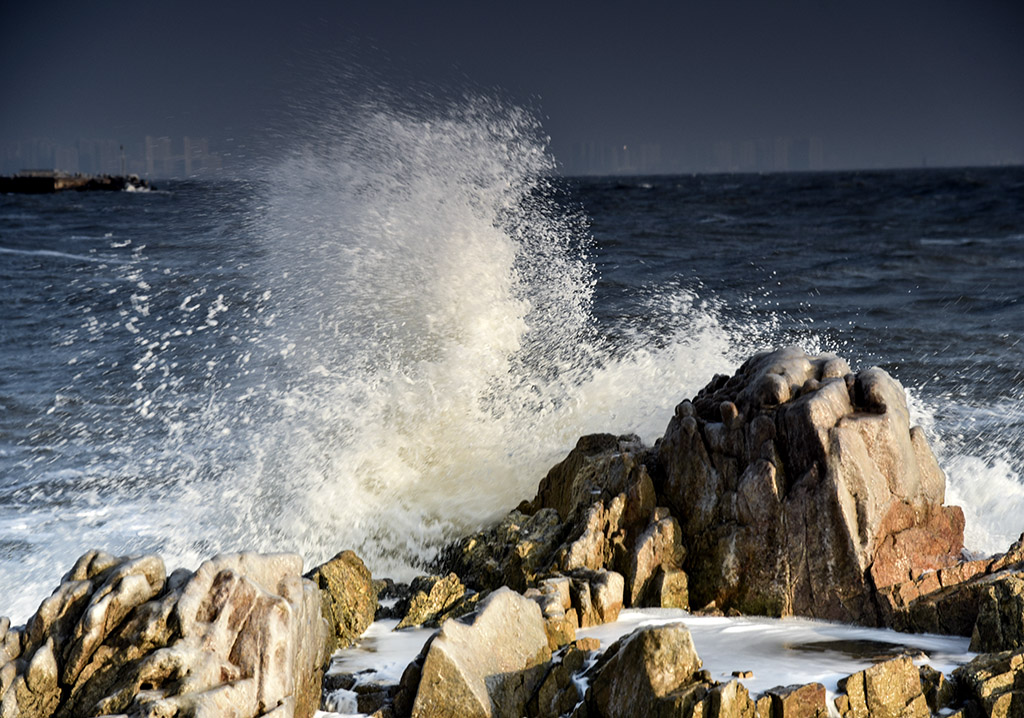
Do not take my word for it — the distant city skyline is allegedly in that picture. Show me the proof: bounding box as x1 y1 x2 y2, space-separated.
6 130 1021 179
2 2 1022 176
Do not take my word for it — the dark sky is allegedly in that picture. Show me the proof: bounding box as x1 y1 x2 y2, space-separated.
2 1 1023 173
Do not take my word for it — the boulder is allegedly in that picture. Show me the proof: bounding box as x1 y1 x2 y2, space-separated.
584 622 703 717
972 573 1024 653
443 434 687 612
306 550 377 653
0 550 330 718
394 573 479 630
409 587 551 718
656 347 964 624
760 683 827 718
834 655 929 718
952 648 1024 718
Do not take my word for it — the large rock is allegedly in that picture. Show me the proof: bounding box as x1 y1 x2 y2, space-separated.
952 648 1024 718
445 434 688 613
972 573 1024 653
584 622 704 717
656 347 964 623
409 587 551 718
305 550 377 653
876 534 1024 637
834 655 929 718
0 550 330 718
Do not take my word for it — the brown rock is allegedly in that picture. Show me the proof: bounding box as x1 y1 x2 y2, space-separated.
656 347 963 624
971 573 1024 653
306 550 377 653
953 648 1024 718
765 683 827 718
835 655 928 718
395 573 476 630
409 587 551 718
586 622 703 717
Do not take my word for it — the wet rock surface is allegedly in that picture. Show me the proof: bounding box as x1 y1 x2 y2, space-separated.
1 550 330 718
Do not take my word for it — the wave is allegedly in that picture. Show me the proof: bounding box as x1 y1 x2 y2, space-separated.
0 245 129 264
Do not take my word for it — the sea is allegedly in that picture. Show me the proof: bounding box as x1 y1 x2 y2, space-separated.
2 102 1023 625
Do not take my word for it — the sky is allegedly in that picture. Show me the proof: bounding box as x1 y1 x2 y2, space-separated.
2 1 1023 174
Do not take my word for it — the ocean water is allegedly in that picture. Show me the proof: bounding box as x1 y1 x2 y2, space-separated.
1 100 1023 623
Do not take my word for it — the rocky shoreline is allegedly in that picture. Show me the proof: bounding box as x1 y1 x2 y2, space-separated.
2 347 1022 718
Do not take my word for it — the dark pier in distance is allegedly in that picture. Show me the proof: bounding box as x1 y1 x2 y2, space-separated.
0 170 151 194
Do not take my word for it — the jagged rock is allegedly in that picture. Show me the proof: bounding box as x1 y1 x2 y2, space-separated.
834 655 929 718
526 645 588 718
918 664 954 714
657 347 964 624
651 567 690 610
394 573 479 629
408 587 551 718
443 509 566 593
972 573 1024 653
0 550 329 718
306 550 377 654
877 534 1024 636
763 683 827 718
628 508 686 607
526 577 577 650
952 648 1024 718
584 622 704 717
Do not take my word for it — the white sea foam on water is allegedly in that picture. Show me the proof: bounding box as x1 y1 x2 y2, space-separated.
314 610 974 718
907 391 1024 557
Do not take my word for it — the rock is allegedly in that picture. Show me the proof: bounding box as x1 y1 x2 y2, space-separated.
0 550 329 718
306 550 377 653
918 664 954 714
442 509 566 593
834 655 929 718
409 587 551 718
651 567 690 610
395 573 478 630
527 648 587 718
628 510 685 607
876 534 1024 637
657 347 964 624
972 573 1024 653
585 622 703 717
528 577 577 650
764 683 827 718
566 570 623 629
952 648 1024 718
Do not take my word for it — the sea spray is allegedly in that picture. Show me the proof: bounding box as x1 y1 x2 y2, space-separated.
243 97 739 577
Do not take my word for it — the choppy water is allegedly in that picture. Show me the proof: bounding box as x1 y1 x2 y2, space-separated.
1 98 1022 623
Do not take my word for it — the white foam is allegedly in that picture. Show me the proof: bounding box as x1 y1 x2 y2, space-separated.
314 610 973 718
579 610 972 702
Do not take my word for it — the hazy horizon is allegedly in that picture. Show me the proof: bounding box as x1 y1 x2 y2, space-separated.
3 2 1022 176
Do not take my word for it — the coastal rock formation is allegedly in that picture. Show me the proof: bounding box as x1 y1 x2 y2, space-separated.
444 434 688 612
0 550 330 718
444 347 964 627
656 347 964 623
306 550 377 654
875 533 1024 638
953 648 1024 718
833 656 930 718
404 587 551 718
